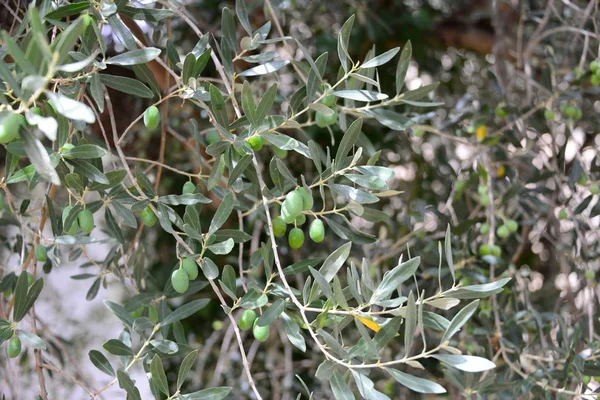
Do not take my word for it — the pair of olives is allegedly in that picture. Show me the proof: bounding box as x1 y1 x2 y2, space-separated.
171 257 198 294
479 244 502 258
62 206 94 234
480 220 518 238
238 309 270 342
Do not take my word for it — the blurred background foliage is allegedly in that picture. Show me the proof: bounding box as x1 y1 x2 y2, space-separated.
2 0 600 398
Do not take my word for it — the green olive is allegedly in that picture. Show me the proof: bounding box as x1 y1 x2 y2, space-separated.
321 94 336 107
25 271 34 286
584 270 595 281
282 190 303 219
143 106 160 130
559 209 568 220
238 309 257 331
297 187 314 211
0 113 23 144
506 220 518 233
288 227 305 249
182 181 196 194
171 268 189 294
590 60 599 72
478 244 491 256
248 135 263 151
480 223 490 235
206 130 220 145
78 209 94 234
181 257 198 280
62 206 79 235
590 184 600 195
315 108 338 128
490 245 502 258
60 143 75 156
592 75 600 87
496 225 510 239
7 336 21 358
252 319 270 342
272 146 288 158
309 219 325 243
494 106 507 118
141 206 158 227
272 216 287 237
35 244 47 262
479 194 490 206
30 107 42 116
295 213 306 226
544 109 555 121
477 185 488 195
280 206 296 224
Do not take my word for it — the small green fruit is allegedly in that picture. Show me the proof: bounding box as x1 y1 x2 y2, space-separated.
273 146 288 158
282 190 303 219
315 108 338 128
413 128 425 137
273 216 287 237
309 219 325 243
297 187 314 211
454 180 465 192
181 257 198 280
590 184 600 195
7 336 21 358
506 220 518 233
559 209 568 220
30 107 42 116
171 268 189 294
35 244 47 262
62 206 79 235
0 113 23 144
582 375 592 385
141 206 158 227
182 181 196 194
280 206 296 224
25 271 34 286
288 228 304 249
478 244 491 256
544 109 555 121
592 75 600 87
585 270 595 280
295 213 306 226
321 93 336 107
78 209 94 233
590 60 599 72
248 135 263 151
490 245 502 258
496 225 510 239
143 106 160 130
494 106 507 118
477 185 488 195
238 309 257 331
252 319 270 342
206 130 220 145
479 194 490 206
480 223 490 235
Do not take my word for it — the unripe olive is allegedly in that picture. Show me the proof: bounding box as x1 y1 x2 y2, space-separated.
479 194 490 206
592 75 600 87
478 244 491 256
321 93 336 107
591 60 599 72
171 268 189 294
582 375 592 385
309 219 325 243
494 106 507 118
454 180 466 192
60 143 75 155
480 223 490 235
182 181 195 194
0 113 23 144
295 213 306 226
248 135 263 151
238 309 257 331
272 216 287 237
544 109 555 121
506 220 518 233
7 336 21 358
496 225 510 239
490 245 502 258
590 184 600 195
205 130 220 145
585 270 595 281
413 128 425 137
30 107 42 116
25 271 33 286
477 185 488 195
78 209 94 234
252 319 270 342
273 146 288 158
282 191 303 219
181 257 198 280
143 106 160 130
315 108 338 128
297 187 314 211
559 209 568 220
288 227 304 249
62 206 79 235
280 206 296 224
35 244 47 262
141 206 158 227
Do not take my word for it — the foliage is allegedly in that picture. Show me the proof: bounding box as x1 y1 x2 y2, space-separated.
0 0 597 399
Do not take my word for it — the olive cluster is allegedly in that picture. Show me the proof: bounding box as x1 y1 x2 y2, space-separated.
171 257 198 294
272 188 325 249
62 205 95 235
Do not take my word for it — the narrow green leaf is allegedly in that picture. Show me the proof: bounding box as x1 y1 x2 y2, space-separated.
237 60 290 77
106 48 161 66
404 291 416 355
177 350 199 390
208 192 233 234
319 242 352 282
99 74 153 98
183 387 232 400
371 257 420 304
162 299 210 326
89 350 115 376
337 15 355 72
441 299 479 344
151 354 169 395
103 339 133 356
432 354 496 372
117 370 142 400
386 368 446 394
256 299 285 327
16 330 46 349
331 371 356 400
332 90 388 102
395 41 412 95
360 47 399 69
209 84 229 129
335 118 362 167
104 300 134 329
45 1 90 19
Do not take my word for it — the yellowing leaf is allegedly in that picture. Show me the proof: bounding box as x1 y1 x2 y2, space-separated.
476 125 487 141
352 314 382 332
